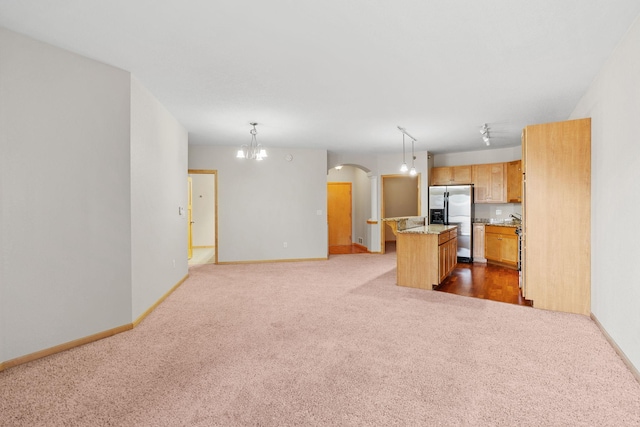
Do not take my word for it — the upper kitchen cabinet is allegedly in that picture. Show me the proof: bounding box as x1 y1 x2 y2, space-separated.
522 118 590 316
506 160 522 203
430 165 472 185
472 163 506 203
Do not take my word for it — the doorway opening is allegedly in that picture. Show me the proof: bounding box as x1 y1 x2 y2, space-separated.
381 174 420 254
327 165 371 254
188 169 218 265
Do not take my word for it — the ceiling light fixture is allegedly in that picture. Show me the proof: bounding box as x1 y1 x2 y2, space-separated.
480 123 491 146
397 126 417 174
236 122 267 160
400 133 408 173
409 139 417 176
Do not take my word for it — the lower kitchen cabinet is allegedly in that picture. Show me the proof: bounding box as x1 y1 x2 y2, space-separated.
396 226 458 290
473 224 486 262
438 234 458 283
484 225 518 268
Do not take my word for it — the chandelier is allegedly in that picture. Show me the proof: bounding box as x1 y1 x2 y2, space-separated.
236 122 267 160
398 126 417 176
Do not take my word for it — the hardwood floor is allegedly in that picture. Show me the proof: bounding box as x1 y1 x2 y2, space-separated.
436 262 532 306
335 242 530 307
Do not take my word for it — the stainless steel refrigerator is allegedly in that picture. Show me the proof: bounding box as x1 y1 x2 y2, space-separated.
428 185 474 262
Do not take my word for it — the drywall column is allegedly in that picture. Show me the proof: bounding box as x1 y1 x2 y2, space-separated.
368 176 380 252
0 28 132 363
570 15 640 374
130 76 188 321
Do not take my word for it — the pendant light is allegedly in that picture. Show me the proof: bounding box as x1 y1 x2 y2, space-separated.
409 140 417 176
400 133 409 172
480 123 491 146
398 126 417 175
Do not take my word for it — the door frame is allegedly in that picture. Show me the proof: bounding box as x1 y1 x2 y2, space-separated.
327 182 353 250
187 169 218 265
380 173 421 254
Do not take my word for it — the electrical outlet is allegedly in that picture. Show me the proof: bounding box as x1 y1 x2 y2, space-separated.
283 242 288 248
358 237 363 244
496 209 502 215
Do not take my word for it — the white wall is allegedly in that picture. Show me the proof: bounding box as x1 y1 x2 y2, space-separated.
570 16 640 372
190 174 216 247
130 77 188 320
0 29 132 361
188 145 328 262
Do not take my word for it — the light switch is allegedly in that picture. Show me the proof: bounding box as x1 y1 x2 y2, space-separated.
316 210 322 216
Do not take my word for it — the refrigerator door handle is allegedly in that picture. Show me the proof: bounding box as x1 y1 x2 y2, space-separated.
444 191 449 225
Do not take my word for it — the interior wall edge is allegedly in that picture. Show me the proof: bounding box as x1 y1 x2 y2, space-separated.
0 324 133 373
591 313 640 385
0 274 190 373
132 274 189 327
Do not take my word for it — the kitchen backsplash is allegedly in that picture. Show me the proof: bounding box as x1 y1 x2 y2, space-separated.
473 203 522 223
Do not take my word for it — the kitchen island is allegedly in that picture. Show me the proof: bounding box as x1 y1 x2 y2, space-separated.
396 224 458 290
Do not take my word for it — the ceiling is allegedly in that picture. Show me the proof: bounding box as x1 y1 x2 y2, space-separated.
2 1 639 155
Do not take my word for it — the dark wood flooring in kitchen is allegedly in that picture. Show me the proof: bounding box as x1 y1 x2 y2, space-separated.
436 262 532 306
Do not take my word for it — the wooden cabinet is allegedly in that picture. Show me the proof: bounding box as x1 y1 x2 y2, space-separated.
472 163 506 203
439 229 458 283
430 165 472 185
506 160 522 203
484 225 518 268
397 227 457 290
522 118 591 315
472 224 486 263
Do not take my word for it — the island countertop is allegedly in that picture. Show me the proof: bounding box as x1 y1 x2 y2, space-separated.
398 224 458 235
382 216 426 235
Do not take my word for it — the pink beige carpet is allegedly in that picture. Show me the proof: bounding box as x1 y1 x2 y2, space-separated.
1 252 640 426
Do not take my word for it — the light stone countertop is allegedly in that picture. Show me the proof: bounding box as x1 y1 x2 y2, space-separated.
398 224 457 235
473 221 520 228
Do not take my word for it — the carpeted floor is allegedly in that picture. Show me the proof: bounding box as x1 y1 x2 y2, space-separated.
1 252 639 426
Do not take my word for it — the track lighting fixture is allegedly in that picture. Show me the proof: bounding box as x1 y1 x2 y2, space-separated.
398 126 418 174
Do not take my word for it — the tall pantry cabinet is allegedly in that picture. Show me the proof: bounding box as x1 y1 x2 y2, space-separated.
522 118 591 315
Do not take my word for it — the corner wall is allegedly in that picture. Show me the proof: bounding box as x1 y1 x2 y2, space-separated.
130 77 188 320
570 15 640 373
0 28 132 362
